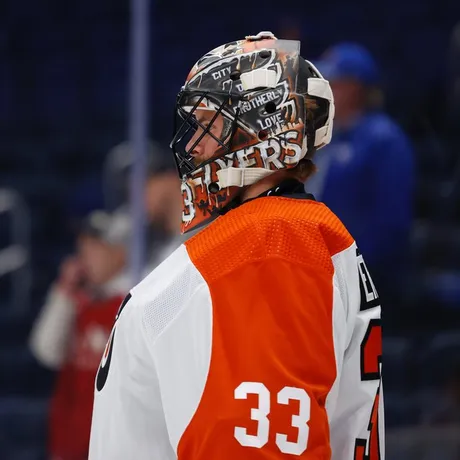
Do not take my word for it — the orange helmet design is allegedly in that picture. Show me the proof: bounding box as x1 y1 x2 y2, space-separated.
170 31 334 233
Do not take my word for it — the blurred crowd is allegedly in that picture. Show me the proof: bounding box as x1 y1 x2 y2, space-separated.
26 143 183 459
0 5 460 459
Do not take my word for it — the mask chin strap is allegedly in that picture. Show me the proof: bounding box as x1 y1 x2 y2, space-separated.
217 167 275 188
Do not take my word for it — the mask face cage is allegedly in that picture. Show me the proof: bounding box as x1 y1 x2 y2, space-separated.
170 90 246 179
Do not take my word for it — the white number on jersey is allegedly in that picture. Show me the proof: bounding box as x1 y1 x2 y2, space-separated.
234 382 311 455
234 382 270 448
275 386 311 455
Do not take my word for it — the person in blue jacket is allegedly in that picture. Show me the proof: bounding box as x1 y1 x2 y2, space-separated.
309 43 414 307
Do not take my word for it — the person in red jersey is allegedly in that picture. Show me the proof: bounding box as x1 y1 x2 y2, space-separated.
30 211 130 460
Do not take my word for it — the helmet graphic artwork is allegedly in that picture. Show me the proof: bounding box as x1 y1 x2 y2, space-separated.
170 31 335 233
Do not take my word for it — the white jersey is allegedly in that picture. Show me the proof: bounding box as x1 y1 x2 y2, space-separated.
89 197 384 459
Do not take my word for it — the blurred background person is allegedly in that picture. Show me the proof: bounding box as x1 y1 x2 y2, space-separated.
29 210 130 460
103 140 183 269
308 43 415 314
27 155 182 460
143 161 184 266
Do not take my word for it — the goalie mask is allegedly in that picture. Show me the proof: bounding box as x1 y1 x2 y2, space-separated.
170 31 335 233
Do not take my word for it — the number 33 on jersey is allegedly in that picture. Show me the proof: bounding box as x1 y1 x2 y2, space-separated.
234 383 311 455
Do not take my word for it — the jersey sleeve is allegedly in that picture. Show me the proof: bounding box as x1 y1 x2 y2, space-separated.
29 285 76 369
328 243 384 460
88 292 176 460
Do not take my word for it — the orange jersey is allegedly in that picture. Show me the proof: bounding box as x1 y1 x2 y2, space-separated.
90 196 384 459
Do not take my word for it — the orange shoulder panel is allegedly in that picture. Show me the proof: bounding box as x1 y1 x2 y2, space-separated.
180 197 353 459
186 197 354 280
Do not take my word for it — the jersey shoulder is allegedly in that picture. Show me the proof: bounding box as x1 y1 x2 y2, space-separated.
131 244 207 343
186 197 354 282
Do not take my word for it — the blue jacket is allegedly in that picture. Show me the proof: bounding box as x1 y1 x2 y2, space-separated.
306 111 414 274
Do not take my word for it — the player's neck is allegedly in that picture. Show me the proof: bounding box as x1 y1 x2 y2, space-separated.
241 171 287 202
